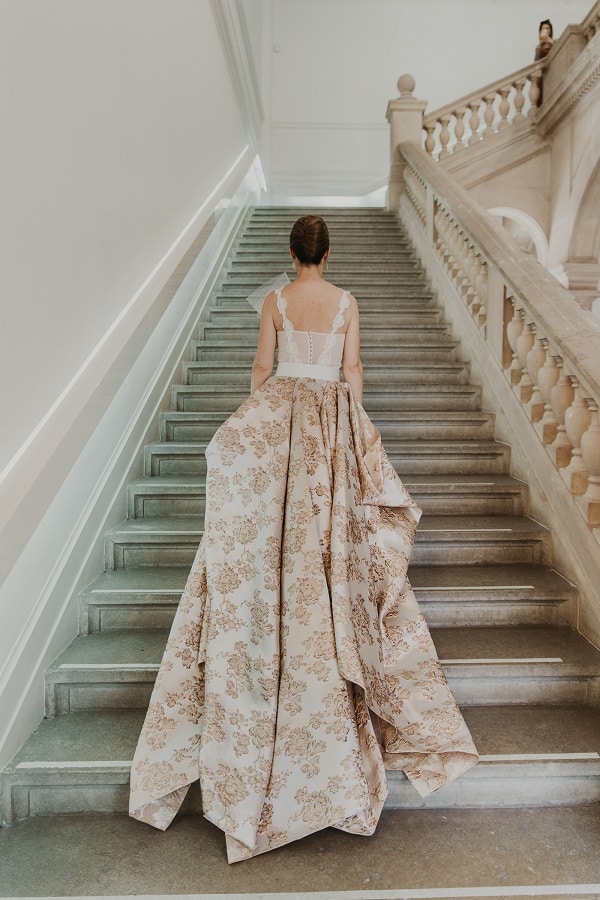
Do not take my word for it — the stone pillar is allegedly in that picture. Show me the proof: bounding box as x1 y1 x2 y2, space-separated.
386 74 427 211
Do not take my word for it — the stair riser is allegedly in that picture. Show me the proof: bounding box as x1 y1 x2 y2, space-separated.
160 419 495 442
198 325 449 341
127 492 522 519
172 391 483 414
5 762 600 824
45 673 599 716
207 311 442 326
143 453 508 478
213 298 436 311
193 346 460 363
80 595 569 634
105 538 549 569
182 367 470 386
220 278 431 290
214 287 434 300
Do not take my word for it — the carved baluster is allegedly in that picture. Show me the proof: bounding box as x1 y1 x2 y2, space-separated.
505 300 524 385
454 107 467 151
549 364 574 467
466 246 479 305
513 78 526 121
562 380 592 494
516 321 534 402
438 114 452 158
477 264 487 329
536 346 560 443
529 69 541 112
581 404 600 525
437 211 450 264
467 102 480 144
467 253 481 311
424 123 436 156
498 86 511 128
526 328 546 421
483 93 496 137
459 242 474 299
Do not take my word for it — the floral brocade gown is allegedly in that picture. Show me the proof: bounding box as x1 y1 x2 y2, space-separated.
129 287 479 862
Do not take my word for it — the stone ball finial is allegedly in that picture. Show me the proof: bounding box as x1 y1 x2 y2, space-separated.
397 74 416 96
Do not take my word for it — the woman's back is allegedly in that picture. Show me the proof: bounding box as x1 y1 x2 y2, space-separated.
273 280 350 334
275 284 349 369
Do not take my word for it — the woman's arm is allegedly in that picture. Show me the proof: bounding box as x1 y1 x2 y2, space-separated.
251 292 277 392
342 294 363 405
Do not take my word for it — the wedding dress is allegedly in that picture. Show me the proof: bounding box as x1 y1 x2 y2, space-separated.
129 287 479 863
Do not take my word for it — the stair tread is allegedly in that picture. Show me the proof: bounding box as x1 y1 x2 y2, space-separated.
129 472 524 491
7 705 600 770
108 513 548 536
49 626 600 675
144 439 506 453
84 563 573 597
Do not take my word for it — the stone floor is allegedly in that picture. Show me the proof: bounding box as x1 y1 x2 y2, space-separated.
2 807 600 899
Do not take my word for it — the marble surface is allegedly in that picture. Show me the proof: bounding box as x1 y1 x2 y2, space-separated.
2 807 600 897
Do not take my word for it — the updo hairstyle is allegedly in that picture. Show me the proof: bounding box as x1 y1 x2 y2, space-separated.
289 215 329 266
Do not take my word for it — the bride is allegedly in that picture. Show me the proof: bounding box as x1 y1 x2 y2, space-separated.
129 214 478 863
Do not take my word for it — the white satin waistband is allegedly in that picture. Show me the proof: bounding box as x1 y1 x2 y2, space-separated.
276 362 340 381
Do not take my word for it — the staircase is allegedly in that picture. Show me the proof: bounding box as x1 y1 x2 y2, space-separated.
3 206 600 825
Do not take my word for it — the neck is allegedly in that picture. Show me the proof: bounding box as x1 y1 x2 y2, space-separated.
295 264 325 282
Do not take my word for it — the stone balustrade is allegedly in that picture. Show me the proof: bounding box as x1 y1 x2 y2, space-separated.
397 143 600 531
582 0 600 40
422 63 543 159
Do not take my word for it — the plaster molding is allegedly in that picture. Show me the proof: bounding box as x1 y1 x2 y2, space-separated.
210 0 264 146
536 31 600 135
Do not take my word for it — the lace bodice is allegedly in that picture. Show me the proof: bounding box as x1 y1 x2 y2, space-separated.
276 288 350 369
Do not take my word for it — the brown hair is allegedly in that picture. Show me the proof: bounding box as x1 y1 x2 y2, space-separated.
289 215 329 266
539 18 553 37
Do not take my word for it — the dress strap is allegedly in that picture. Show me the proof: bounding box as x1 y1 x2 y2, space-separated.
330 290 351 334
276 288 300 363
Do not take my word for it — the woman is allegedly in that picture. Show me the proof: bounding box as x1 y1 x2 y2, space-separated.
129 215 478 863
534 19 554 61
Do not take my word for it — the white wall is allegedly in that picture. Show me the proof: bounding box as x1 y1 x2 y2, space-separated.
0 0 248 473
262 0 595 196
0 0 262 768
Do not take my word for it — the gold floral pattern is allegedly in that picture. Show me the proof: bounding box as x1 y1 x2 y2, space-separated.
129 375 479 862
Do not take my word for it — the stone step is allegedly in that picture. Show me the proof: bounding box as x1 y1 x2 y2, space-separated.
43 625 600 715
126 473 525 519
213 294 437 311
220 274 431 289
213 285 433 299
242 226 406 239
206 308 443 327
181 360 471 386
198 322 451 343
228 259 421 273
143 438 509 478
3 704 600 822
103 514 551 569
79 563 575 634
231 249 416 261
159 409 495 443
171 382 483 413
191 339 460 363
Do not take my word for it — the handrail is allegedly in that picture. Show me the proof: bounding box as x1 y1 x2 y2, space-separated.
397 141 600 530
582 0 600 40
